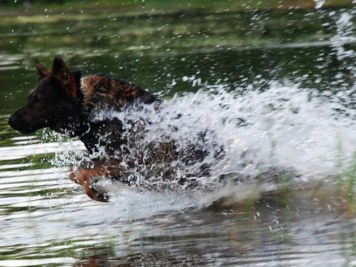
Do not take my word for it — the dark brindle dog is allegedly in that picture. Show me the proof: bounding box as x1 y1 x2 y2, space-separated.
8 56 219 202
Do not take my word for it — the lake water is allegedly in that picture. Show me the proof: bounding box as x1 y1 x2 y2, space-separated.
1 2 356 266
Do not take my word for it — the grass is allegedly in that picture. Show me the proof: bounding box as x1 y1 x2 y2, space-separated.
336 138 356 216
346 155 356 215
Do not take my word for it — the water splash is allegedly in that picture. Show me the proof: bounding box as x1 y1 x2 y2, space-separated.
331 12 356 61
49 80 356 205
313 0 325 9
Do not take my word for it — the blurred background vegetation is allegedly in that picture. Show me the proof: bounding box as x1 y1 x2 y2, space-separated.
0 0 353 12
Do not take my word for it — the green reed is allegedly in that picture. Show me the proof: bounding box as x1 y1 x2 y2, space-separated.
337 140 356 216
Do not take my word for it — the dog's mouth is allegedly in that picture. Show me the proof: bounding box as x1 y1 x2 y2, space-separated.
14 127 37 134
7 114 48 134
9 123 45 134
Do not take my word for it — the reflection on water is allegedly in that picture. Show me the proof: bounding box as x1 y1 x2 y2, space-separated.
1 2 356 266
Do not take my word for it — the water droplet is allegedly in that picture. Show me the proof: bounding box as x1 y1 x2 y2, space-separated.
313 0 325 9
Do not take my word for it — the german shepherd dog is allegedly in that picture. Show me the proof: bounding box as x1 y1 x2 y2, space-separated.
8 56 221 202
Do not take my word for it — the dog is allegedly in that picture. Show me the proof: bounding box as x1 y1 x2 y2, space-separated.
8 55 222 202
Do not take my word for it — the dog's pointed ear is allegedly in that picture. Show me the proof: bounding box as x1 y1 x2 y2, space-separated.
33 59 51 78
52 56 82 100
52 55 70 85
68 69 83 100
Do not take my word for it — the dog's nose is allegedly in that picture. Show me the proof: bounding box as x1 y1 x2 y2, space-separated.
7 114 18 129
7 115 14 125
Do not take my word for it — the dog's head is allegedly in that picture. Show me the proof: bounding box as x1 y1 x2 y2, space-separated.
8 55 84 136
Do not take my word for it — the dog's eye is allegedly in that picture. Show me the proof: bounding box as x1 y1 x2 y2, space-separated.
32 95 40 103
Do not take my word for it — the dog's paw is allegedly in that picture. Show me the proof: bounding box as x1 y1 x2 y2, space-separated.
90 183 109 202
69 167 109 202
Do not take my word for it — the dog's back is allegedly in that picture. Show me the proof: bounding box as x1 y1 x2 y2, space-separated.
81 74 159 115
78 74 160 155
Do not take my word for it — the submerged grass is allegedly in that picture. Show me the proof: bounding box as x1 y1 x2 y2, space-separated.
346 152 356 215
336 140 356 216
268 172 293 242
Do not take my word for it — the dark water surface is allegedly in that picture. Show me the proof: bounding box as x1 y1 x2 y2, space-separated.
1 2 356 266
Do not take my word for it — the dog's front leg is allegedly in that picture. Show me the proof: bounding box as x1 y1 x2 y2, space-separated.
69 159 126 202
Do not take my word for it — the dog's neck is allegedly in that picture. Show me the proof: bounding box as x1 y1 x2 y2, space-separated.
76 74 160 156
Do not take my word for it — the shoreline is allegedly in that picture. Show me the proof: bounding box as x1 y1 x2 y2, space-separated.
0 1 354 18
